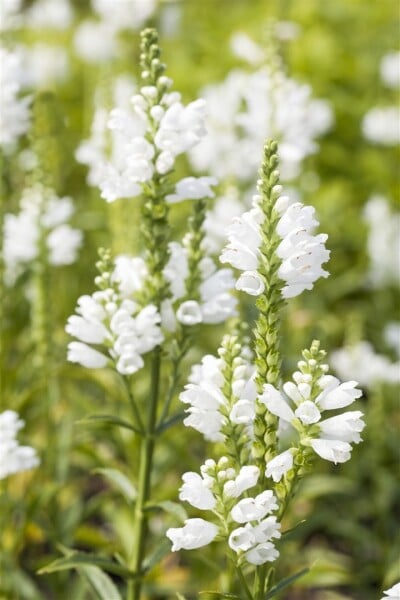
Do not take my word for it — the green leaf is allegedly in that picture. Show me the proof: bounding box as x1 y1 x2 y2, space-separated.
264 568 309 598
156 411 184 433
76 414 140 434
93 468 137 503
142 538 171 573
145 500 187 522
176 594 188 600
79 565 123 600
199 593 241 599
38 551 136 579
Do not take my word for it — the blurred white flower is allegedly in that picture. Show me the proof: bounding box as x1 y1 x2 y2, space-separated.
25 0 73 30
189 66 333 183
380 51 400 89
166 176 217 203
74 19 117 63
0 47 31 149
331 341 400 387
21 44 69 87
230 32 265 65
362 107 400 145
363 195 400 287
0 410 40 479
3 186 82 284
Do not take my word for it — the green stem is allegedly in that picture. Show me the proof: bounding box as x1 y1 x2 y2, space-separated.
237 564 254 600
121 376 145 434
129 347 161 600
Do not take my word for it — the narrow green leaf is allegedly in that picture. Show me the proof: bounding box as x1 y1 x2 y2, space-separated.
176 594 188 600
142 538 171 573
93 468 137 503
145 499 187 522
76 414 140 434
38 552 136 579
79 565 122 600
264 568 309 598
199 593 241 599
156 411 184 433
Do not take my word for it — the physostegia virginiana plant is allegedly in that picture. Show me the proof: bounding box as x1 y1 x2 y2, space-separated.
43 28 366 600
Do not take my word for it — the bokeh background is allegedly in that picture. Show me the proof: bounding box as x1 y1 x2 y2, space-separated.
1 1 399 598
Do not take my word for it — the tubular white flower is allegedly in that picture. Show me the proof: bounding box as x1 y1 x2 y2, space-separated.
310 439 352 464
167 518 219 551
319 411 365 444
67 342 109 369
166 176 217 203
236 270 265 295
179 472 217 510
0 410 40 479
223 465 259 498
231 490 278 523
0 47 31 149
381 582 400 599
176 300 203 325
265 449 294 482
229 525 256 552
315 379 362 410
245 542 279 565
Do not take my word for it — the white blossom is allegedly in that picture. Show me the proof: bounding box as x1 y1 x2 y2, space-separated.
223 465 259 498
362 107 400 146
166 176 218 203
179 472 216 510
381 583 400 599
380 51 400 89
167 518 219 551
0 410 40 479
229 515 281 565
231 490 278 523
265 450 294 482
331 341 400 387
363 196 400 287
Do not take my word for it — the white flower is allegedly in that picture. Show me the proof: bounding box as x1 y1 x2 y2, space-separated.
166 176 217 203
318 411 365 444
381 583 400 599
0 410 40 479
0 47 31 149
236 270 265 295
67 342 109 369
167 518 219 551
315 378 362 410
362 107 400 146
380 51 400 89
231 490 278 523
245 542 279 565
310 439 352 464
265 450 294 482
223 465 259 498
229 525 256 551
176 300 203 325
179 472 216 510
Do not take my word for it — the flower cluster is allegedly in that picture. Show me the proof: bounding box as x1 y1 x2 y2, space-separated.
83 60 209 203
180 341 255 441
262 349 365 480
331 341 400 388
220 189 329 299
0 47 31 149
163 241 237 328
167 457 281 566
3 184 82 285
189 65 332 183
66 254 163 374
0 410 40 480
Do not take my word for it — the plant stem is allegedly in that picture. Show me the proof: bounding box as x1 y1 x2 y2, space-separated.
237 564 254 600
129 346 162 600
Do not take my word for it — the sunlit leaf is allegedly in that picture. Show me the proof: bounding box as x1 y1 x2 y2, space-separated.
93 468 137 503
